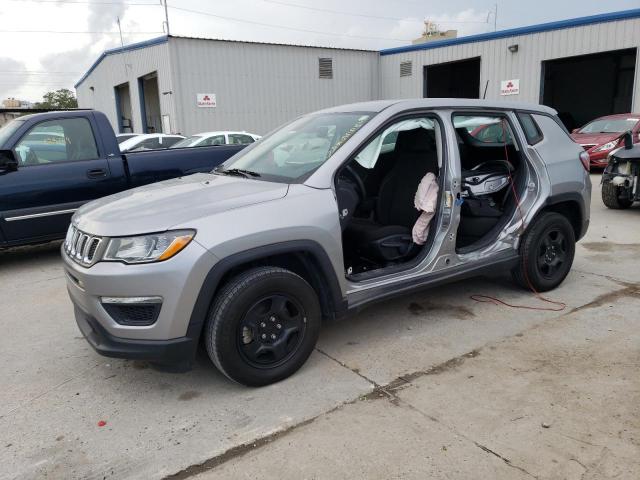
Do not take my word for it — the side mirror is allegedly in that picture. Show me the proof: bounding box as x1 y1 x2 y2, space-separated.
0 150 18 171
623 130 633 150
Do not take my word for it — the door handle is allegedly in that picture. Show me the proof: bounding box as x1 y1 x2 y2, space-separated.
87 168 108 179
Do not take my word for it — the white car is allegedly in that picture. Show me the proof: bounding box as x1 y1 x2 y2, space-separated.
119 133 185 152
170 131 261 149
115 133 141 145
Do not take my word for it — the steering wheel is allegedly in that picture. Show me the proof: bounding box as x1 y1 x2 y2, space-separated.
341 165 366 200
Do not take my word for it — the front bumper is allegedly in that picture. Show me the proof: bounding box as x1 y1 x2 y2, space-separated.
73 304 197 365
63 239 217 364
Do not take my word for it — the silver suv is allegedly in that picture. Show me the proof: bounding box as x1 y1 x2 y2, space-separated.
63 99 591 386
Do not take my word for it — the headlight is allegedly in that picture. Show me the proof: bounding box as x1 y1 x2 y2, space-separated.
103 230 195 264
594 140 618 152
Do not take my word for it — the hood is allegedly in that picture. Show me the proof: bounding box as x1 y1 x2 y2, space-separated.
570 131 620 148
74 173 288 236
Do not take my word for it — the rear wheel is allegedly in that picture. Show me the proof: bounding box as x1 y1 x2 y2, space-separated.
512 212 575 292
204 267 321 386
602 181 633 209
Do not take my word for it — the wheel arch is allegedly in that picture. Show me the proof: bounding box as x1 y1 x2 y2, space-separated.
538 193 586 241
185 240 347 343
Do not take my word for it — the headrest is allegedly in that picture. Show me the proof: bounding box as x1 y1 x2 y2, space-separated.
395 128 435 153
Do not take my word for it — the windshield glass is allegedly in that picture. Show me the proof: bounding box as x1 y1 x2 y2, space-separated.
579 117 639 134
170 135 204 148
216 112 373 182
0 119 24 146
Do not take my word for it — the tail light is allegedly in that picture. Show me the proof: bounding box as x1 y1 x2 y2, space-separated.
579 151 590 172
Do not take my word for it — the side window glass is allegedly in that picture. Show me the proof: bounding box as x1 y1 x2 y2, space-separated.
229 134 254 145
454 115 513 144
355 117 436 169
203 135 225 146
517 113 544 145
15 117 98 166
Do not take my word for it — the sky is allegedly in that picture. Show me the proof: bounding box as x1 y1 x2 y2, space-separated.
1 0 638 103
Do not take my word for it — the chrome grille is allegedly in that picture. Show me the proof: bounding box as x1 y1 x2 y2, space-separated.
64 225 103 267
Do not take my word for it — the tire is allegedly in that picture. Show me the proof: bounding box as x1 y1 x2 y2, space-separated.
512 212 576 292
602 181 633 209
204 267 321 387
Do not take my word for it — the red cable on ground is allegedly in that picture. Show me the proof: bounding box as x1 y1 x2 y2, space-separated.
469 120 566 312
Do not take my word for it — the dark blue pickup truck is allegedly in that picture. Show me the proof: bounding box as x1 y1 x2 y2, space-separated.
0 110 244 248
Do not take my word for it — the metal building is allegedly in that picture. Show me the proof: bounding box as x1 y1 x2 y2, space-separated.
380 9 640 131
75 37 379 135
76 8 640 135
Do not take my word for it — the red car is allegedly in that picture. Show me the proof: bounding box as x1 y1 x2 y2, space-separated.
570 113 640 168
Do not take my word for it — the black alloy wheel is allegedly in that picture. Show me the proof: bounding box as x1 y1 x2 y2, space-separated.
536 228 568 279
512 212 576 292
237 294 307 368
205 266 321 387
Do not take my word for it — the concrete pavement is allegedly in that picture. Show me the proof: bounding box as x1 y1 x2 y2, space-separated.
0 175 638 479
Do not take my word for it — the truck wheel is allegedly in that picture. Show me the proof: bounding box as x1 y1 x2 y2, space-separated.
204 267 321 387
512 212 575 292
601 181 633 209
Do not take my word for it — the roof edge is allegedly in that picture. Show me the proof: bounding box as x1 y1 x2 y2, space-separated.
380 8 640 56
74 35 168 89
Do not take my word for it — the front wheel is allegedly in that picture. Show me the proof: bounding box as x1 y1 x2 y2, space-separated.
602 181 633 209
512 212 576 292
204 267 321 386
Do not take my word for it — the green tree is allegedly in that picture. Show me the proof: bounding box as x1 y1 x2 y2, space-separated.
35 88 78 109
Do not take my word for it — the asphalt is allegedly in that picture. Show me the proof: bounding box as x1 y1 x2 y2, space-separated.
0 175 638 480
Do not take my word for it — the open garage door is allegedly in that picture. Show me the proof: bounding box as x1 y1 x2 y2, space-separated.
541 48 637 131
424 57 481 99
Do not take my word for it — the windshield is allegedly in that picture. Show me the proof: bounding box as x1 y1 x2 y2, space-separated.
579 117 639 134
170 135 204 148
216 112 373 182
0 119 24 147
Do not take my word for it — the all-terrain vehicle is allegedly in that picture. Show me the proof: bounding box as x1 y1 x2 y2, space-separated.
601 132 639 209
62 99 591 386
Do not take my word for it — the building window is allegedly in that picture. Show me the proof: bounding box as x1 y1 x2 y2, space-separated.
400 60 413 77
319 58 333 79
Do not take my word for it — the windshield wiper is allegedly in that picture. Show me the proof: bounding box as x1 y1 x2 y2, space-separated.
215 167 261 178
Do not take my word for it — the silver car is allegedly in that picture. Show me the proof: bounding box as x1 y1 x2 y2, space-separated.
62 99 591 386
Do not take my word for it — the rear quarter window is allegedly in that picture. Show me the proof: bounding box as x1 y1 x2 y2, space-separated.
517 113 544 145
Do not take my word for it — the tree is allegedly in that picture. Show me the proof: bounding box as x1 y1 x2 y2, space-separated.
35 88 78 109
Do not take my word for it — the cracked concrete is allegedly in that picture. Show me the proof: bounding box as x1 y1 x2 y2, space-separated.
1 175 638 480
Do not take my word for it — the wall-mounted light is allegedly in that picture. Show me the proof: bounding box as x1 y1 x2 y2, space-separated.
508 44 519 53
162 91 173 95
89 86 95 91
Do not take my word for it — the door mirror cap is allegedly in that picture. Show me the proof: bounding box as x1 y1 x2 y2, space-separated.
0 150 18 171
622 130 633 150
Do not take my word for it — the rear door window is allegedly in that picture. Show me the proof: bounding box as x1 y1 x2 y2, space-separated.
14 117 98 165
202 135 226 146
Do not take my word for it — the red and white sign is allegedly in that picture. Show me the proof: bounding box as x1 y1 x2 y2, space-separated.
500 79 520 96
197 93 216 108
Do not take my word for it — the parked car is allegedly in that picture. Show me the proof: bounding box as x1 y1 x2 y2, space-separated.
115 133 141 145
0 111 246 248
62 99 590 386
601 132 639 209
170 131 261 149
570 113 640 168
119 133 185 152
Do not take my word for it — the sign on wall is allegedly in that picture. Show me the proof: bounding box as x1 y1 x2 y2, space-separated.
500 79 520 96
197 93 217 108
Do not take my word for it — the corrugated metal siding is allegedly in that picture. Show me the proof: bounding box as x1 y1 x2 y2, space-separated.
169 37 379 135
76 42 175 134
379 18 640 112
